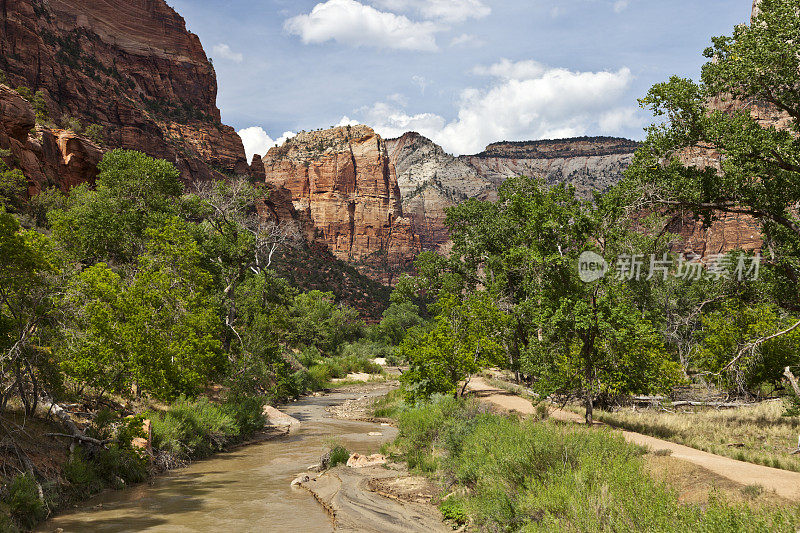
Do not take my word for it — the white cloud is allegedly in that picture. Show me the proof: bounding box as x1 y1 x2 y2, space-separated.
336 116 360 127
613 0 630 13
211 43 243 63
472 58 546 80
598 107 641 132
450 33 484 48
238 127 296 162
355 102 447 138
284 0 441 51
372 0 490 23
352 60 640 155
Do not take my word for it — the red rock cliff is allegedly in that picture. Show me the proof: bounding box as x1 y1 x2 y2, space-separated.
259 125 421 284
0 0 248 184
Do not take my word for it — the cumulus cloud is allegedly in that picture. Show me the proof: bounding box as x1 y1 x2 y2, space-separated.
336 116 360 127
211 43 243 63
351 59 640 155
284 0 441 51
372 0 491 23
472 58 546 80
238 127 296 162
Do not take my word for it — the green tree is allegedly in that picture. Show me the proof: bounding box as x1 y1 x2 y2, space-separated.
286 290 363 354
399 293 507 401
405 177 682 422
622 0 800 405
61 218 223 399
698 301 800 396
48 150 183 263
374 301 424 346
625 0 800 310
0 208 57 414
0 159 27 212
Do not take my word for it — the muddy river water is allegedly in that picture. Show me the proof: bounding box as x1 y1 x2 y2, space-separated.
40 388 397 532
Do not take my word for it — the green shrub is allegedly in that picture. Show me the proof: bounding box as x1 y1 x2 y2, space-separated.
439 496 468 525
6 474 46 530
60 115 82 133
62 449 100 490
221 395 267 435
84 123 104 144
389 397 800 532
149 396 266 462
328 445 350 468
150 397 239 460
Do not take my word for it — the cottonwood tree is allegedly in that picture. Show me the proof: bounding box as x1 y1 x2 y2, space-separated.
188 178 299 349
61 218 224 400
624 0 800 404
0 208 57 414
403 178 681 422
399 293 507 402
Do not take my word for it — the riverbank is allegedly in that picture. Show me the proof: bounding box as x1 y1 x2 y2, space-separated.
37 385 403 532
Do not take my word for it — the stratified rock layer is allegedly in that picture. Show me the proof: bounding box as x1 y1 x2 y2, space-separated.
0 0 248 183
387 134 638 250
260 126 420 284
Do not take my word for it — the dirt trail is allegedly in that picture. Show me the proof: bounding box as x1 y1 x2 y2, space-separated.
467 377 800 501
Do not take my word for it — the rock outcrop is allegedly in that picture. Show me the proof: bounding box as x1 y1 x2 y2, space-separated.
0 84 102 193
259 125 421 284
464 137 638 198
386 132 494 250
0 0 248 184
387 134 638 249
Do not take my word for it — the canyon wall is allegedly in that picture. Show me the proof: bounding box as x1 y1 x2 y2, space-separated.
0 0 248 186
259 125 421 285
387 134 638 250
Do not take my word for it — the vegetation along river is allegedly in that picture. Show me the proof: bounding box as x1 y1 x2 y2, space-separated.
39 389 396 532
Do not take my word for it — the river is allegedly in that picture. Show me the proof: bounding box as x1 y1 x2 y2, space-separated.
40 388 397 532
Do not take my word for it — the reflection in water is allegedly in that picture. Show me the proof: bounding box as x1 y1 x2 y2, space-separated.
41 390 397 533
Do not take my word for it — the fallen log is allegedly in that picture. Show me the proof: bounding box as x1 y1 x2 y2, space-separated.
669 401 749 409
44 433 110 447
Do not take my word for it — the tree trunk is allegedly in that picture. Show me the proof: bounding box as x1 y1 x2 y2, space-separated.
581 329 596 425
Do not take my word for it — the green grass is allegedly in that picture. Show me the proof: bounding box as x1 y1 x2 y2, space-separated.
148 396 266 464
387 396 800 532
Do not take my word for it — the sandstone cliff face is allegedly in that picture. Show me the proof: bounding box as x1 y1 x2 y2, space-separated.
0 0 248 184
387 134 638 249
259 126 421 284
386 132 494 250
0 84 102 194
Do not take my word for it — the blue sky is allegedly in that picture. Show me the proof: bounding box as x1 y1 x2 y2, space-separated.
167 0 753 160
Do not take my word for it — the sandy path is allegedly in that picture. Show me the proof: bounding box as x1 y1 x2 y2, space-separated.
467 377 800 501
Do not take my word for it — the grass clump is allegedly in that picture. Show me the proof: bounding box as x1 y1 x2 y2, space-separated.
328 445 350 468
3 474 47 530
149 396 266 464
388 396 800 532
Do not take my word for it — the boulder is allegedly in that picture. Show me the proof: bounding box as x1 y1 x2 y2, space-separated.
0 85 35 141
346 453 387 468
262 405 301 428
